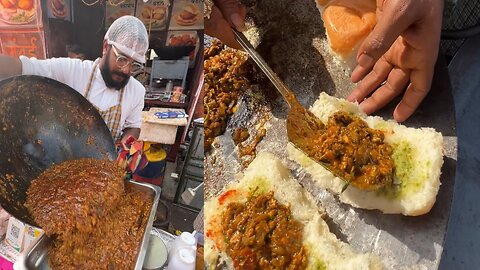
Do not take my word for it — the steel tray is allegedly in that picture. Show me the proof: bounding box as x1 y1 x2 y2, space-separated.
16 180 161 270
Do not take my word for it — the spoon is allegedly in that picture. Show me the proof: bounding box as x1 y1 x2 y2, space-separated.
231 30 352 185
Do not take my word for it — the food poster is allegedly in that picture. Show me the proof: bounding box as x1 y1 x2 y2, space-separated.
105 0 135 29
47 0 72 22
135 0 170 31
165 30 199 64
0 30 46 59
0 0 43 29
168 0 203 30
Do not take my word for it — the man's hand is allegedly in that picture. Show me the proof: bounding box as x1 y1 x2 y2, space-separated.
347 0 443 122
205 0 247 50
119 128 140 144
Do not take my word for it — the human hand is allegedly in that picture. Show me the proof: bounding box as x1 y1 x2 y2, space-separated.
347 0 443 122
205 0 247 50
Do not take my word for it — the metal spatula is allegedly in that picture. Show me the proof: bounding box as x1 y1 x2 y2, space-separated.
231 30 348 181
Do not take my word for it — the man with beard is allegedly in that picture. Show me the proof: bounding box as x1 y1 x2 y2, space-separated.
0 16 148 143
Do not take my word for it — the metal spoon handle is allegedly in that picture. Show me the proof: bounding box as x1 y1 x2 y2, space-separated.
232 29 293 107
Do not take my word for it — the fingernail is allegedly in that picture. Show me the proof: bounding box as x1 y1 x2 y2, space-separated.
231 13 246 31
351 65 363 83
357 53 373 67
358 102 368 113
346 92 356 102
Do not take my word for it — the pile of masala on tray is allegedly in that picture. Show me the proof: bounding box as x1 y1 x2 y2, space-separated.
25 158 152 270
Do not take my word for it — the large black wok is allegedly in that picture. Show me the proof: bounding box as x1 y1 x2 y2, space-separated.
0 75 116 225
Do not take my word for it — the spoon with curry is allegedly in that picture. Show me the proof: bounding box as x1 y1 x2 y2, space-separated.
232 29 394 192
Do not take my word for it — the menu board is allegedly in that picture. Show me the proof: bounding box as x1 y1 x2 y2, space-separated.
168 0 203 30
0 0 42 29
47 0 72 22
135 0 170 31
105 0 135 29
0 30 46 59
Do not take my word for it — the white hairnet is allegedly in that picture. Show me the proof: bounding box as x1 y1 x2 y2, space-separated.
105 15 149 64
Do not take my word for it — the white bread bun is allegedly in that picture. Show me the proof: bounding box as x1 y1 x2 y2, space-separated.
288 93 444 216
314 0 377 69
205 152 383 270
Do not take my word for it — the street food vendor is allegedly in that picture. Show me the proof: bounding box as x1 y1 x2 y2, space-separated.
0 15 148 143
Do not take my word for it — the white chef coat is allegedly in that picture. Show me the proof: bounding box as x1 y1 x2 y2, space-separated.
19 56 145 131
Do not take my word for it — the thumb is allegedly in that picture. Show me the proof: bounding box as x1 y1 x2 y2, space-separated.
352 0 417 82
205 6 243 50
215 0 247 31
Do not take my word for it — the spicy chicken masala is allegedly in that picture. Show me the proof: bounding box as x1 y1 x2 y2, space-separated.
25 158 152 270
222 191 307 270
289 110 394 191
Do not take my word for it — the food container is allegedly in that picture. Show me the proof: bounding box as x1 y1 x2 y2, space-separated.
15 180 161 270
142 233 168 270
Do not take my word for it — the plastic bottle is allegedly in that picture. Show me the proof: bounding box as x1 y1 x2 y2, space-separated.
166 246 195 270
169 232 196 260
